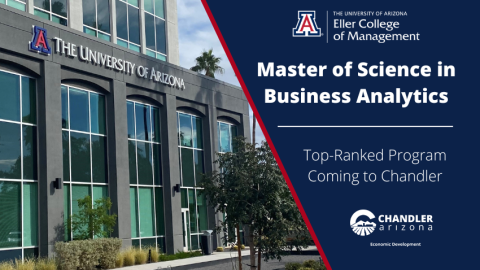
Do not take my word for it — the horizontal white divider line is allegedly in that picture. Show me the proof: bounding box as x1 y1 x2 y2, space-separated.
278 126 454 128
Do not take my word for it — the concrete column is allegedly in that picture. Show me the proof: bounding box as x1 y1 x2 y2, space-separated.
165 0 179 65
205 101 223 248
161 94 183 254
139 0 146 54
110 0 117 43
107 80 132 248
68 0 83 32
37 61 64 257
26 0 33 14
241 113 251 142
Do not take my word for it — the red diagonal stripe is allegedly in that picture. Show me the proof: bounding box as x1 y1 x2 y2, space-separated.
199 1 332 269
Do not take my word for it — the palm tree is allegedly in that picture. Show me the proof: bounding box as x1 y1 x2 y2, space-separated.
190 49 224 78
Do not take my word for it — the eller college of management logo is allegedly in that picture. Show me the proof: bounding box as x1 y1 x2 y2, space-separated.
293 11 323 37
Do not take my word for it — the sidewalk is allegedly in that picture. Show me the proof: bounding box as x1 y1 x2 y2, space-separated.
121 246 318 270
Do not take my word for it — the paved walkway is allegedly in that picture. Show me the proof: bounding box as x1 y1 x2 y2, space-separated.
195 255 321 270
121 246 318 270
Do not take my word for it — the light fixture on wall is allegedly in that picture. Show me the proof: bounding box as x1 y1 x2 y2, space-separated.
174 184 180 193
54 178 62 189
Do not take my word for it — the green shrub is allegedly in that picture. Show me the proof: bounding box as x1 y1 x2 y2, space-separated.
55 238 122 270
15 259 35 270
159 250 202 262
285 262 302 270
96 238 122 269
114 254 124 268
134 249 148 265
298 268 314 270
302 259 326 270
55 242 82 270
240 245 245 250
145 246 159 263
35 258 57 270
122 249 135 267
0 261 14 270
216 247 224 252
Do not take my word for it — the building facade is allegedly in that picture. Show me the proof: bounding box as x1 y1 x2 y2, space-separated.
0 1 249 260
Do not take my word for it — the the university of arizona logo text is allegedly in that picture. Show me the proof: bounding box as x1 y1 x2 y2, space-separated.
293 11 322 37
29 25 51 55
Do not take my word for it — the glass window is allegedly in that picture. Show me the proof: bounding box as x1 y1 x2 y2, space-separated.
128 5 140 45
128 141 137 184
34 0 68 26
181 148 194 187
181 189 188 209
71 185 90 239
135 103 151 141
0 122 21 179
22 77 36 124
218 122 237 153
178 112 206 249
152 107 160 143
153 144 162 185
0 181 21 248
62 85 109 240
155 18 166 54
130 187 139 238
61 85 68 129
92 135 107 183
127 101 135 139
63 184 70 241
62 131 70 182
139 188 155 237
116 0 128 41
1 0 26 11
178 113 204 187
0 71 20 122
23 183 38 247
0 70 39 258
197 191 208 231
83 0 111 41
116 0 141 51
194 150 204 184
137 142 153 185
192 117 202 149
144 0 166 59
69 88 89 132
128 100 164 247
90 93 106 135
178 113 192 147
188 189 197 233
23 126 38 180
70 132 91 182
155 188 164 235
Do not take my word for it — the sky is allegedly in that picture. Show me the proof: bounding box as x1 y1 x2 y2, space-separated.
177 0 265 144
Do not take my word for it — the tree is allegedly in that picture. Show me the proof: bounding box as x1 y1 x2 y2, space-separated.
70 196 117 240
190 49 225 78
199 138 311 270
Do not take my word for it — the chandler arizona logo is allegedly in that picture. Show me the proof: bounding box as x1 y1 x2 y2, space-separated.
350 209 376 236
293 11 322 37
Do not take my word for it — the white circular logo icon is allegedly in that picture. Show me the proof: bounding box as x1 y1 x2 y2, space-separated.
350 209 376 236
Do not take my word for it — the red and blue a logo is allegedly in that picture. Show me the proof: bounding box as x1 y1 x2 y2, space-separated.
293 11 322 37
29 25 51 55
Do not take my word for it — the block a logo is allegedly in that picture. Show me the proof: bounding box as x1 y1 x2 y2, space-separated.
350 209 377 236
293 11 322 37
29 25 51 55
